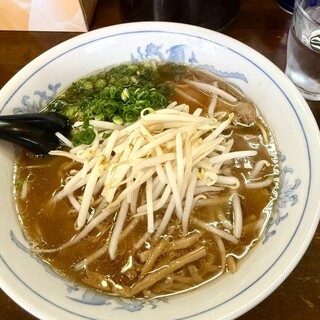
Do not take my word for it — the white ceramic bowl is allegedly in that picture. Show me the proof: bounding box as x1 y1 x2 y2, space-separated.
1 22 320 320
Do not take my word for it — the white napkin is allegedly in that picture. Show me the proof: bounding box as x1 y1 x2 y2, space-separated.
0 0 96 32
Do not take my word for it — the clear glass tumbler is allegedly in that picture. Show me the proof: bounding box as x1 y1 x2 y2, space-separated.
285 0 320 101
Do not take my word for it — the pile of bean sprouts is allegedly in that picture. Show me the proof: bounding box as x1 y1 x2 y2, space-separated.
45 101 266 266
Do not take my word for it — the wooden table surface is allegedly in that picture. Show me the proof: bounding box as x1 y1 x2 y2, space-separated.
0 0 319 319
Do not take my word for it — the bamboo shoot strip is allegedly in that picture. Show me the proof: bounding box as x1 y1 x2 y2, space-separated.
134 218 161 250
140 238 168 276
128 246 207 297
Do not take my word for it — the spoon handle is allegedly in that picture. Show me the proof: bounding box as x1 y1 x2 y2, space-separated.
0 112 70 135
0 112 71 155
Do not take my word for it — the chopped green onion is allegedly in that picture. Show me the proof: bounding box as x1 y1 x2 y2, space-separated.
72 127 96 146
112 115 124 125
45 62 182 138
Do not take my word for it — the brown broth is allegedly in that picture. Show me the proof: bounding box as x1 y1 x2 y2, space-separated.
13 122 279 297
13 64 280 298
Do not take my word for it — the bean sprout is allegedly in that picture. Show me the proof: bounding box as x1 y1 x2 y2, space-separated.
42 104 259 258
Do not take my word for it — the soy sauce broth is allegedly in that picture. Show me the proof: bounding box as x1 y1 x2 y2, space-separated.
13 62 280 298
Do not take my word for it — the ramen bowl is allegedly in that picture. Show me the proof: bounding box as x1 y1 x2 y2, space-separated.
0 22 320 320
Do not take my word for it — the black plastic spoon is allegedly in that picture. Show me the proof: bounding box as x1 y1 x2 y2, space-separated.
0 112 71 155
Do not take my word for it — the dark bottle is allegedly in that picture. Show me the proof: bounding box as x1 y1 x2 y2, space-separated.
119 0 241 31
275 0 295 14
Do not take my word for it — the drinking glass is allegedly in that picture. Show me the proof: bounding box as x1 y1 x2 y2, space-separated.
285 0 320 101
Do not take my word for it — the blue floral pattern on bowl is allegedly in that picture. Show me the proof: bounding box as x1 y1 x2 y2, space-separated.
131 43 248 83
16 42 249 113
15 83 61 114
263 154 301 244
